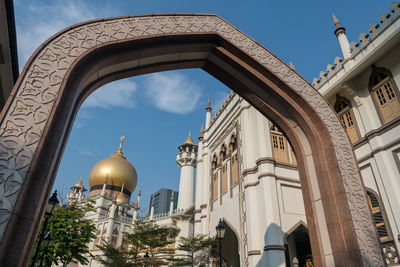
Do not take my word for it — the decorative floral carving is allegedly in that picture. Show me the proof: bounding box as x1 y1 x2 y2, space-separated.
0 14 383 266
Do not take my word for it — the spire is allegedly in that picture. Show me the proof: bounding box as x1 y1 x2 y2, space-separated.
332 13 346 36
74 176 84 188
332 13 340 27
138 188 142 197
171 190 175 201
332 13 351 59
184 130 195 144
205 97 212 129
199 124 204 140
206 97 212 112
114 136 126 158
101 174 108 196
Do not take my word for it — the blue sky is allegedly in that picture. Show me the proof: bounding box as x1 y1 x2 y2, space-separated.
13 0 390 214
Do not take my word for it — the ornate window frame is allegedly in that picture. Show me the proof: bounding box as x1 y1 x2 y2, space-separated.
368 64 400 125
334 94 360 143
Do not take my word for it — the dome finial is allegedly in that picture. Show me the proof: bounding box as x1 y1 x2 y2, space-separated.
113 136 126 159
184 130 195 144
332 13 346 36
74 176 84 187
332 13 340 27
117 136 125 154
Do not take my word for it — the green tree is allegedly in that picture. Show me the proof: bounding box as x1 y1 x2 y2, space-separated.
172 234 216 266
31 201 96 267
96 220 179 266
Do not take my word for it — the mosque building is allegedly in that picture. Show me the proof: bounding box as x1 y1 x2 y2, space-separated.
66 3 400 266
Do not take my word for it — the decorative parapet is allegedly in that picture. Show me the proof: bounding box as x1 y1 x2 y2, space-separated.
137 208 186 221
209 91 236 127
312 2 400 89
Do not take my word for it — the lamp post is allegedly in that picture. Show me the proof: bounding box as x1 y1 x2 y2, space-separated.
30 190 59 267
216 219 226 267
144 251 149 267
39 232 51 267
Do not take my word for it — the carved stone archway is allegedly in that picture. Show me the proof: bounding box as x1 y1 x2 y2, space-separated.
0 14 384 266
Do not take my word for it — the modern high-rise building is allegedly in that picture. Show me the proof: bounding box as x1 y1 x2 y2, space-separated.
148 188 179 215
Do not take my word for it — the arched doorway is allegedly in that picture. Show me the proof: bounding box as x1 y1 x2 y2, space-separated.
285 222 313 267
221 220 240 267
0 14 383 266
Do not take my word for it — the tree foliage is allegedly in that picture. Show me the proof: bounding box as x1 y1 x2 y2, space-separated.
172 234 216 266
96 220 179 266
31 201 96 267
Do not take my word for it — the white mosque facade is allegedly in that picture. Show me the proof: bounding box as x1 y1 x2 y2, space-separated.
66 3 400 266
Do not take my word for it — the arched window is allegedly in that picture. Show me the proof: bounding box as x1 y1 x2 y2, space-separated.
334 94 359 143
229 135 239 186
220 144 227 162
212 154 218 201
369 65 400 124
366 190 399 265
212 154 218 170
229 135 237 154
270 124 289 164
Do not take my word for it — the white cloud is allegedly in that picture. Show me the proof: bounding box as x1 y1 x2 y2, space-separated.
144 72 202 114
82 79 137 109
78 149 95 157
16 0 110 68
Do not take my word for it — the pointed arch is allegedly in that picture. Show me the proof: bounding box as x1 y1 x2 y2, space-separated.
0 14 383 266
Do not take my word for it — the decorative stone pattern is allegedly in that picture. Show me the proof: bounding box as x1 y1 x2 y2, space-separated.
382 240 399 265
0 14 383 265
236 122 249 266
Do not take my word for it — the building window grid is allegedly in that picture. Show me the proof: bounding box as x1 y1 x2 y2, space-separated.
376 87 387 105
278 136 285 150
272 135 279 149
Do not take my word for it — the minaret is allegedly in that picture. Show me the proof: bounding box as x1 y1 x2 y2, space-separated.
78 184 84 202
194 125 204 231
67 176 86 203
101 175 108 196
169 190 175 216
133 189 141 219
333 13 351 59
176 130 198 211
205 97 212 129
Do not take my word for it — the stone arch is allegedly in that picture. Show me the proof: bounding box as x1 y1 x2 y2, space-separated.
0 14 383 266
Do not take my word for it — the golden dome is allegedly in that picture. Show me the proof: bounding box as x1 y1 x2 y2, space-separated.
184 130 194 144
89 136 137 193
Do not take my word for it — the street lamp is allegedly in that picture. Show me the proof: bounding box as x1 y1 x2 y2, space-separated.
30 190 59 267
144 251 149 267
216 219 226 267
